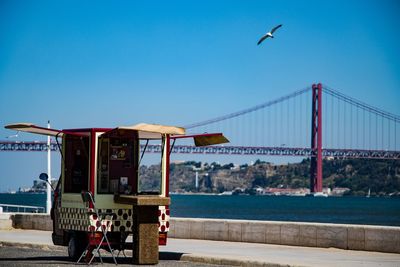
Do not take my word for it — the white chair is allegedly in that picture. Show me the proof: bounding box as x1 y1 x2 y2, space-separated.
77 191 117 265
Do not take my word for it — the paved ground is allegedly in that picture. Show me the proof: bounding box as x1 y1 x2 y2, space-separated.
0 245 227 267
1 229 400 267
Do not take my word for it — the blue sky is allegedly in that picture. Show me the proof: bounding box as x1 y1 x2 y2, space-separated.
0 0 399 191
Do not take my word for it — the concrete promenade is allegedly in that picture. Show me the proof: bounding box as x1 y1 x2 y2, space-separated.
1 229 400 267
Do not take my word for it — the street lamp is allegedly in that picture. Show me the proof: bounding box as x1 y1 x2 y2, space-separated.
46 121 51 214
39 173 54 191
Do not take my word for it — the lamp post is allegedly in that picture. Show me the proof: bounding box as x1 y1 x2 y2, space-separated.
46 120 51 214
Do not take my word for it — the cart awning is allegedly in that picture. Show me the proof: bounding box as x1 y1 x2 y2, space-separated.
104 124 229 146
4 123 87 137
171 133 229 147
102 123 185 139
116 123 185 139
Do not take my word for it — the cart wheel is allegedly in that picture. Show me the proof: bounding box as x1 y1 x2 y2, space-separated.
68 234 85 260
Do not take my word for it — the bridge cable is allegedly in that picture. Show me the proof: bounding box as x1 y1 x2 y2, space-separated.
350 100 352 149
184 87 311 129
323 85 400 123
344 98 347 148
338 96 340 148
376 113 378 151
357 103 359 149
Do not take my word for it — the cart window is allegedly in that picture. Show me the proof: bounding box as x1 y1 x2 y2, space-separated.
63 135 89 193
97 131 139 194
138 139 162 195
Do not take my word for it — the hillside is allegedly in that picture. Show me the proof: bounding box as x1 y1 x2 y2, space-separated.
139 158 400 196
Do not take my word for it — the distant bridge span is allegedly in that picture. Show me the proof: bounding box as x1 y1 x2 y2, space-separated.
0 141 399 160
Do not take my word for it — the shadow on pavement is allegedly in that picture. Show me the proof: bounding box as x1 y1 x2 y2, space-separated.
160 251 185 260
0 248 186 265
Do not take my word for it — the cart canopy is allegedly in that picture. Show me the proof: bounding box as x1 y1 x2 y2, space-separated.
103 123 229 146
108 123 185 139
4 123 87 137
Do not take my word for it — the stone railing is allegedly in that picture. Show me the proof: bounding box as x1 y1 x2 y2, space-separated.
9 213 52 231
2 214 399 254
168 218 400 254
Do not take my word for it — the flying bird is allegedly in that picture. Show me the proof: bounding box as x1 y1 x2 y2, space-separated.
257 24 282 45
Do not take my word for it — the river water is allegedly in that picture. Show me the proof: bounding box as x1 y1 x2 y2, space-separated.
1 193 399 226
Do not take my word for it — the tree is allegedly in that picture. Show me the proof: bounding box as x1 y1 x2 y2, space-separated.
252 174 268 188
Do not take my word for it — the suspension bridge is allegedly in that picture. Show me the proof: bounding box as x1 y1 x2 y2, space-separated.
1 83 399 193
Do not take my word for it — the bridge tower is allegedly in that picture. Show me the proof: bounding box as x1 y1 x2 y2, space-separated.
310 83 323 193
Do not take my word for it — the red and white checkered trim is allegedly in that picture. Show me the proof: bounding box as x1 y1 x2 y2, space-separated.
88 213 113 232
158 206 170 232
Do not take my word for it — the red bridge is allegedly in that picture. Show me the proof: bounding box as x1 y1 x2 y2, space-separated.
2 83 399 194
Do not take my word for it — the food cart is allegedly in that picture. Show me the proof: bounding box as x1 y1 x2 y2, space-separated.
5 122 228 264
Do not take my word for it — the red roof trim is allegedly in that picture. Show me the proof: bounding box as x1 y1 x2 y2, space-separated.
170 133 223 139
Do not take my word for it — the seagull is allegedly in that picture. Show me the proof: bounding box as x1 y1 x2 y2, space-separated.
257 24 282 45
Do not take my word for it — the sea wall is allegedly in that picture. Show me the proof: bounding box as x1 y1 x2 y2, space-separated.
0 214 13 230
2 214 399 253
168 218 400 254
0 213 51 231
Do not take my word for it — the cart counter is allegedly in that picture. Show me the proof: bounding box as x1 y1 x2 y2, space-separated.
114 195 170 265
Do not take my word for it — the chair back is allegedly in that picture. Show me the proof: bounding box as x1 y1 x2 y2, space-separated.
77 191 118 265
81 191 96 210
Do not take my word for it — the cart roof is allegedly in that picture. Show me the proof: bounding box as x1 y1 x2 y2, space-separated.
105 124 229 146
112 123 185 139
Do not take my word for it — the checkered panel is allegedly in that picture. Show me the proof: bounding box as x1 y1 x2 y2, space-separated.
59 207 132 232
59 208 88 231
158 206 170 232
58 207 169 233
88 213 113 232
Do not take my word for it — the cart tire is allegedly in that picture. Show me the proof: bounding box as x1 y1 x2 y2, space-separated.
67 234 85 260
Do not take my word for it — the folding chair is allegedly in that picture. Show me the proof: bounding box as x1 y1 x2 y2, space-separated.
77 191 118 265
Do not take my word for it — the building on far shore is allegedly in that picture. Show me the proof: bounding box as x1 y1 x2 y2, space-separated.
17 179 58 194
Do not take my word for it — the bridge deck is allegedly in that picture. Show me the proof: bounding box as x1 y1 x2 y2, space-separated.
1 141 399 159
